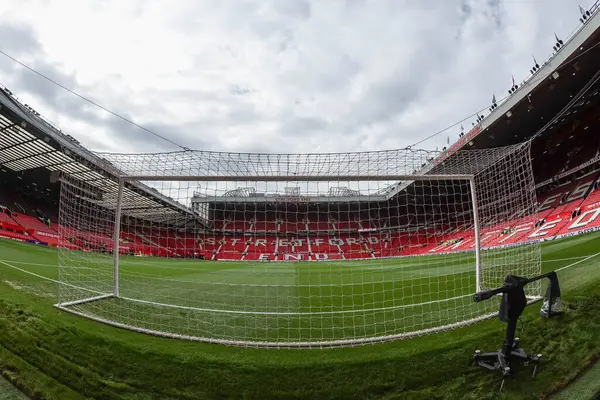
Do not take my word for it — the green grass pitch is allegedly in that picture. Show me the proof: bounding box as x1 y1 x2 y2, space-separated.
0 233 600 398
25 239 523 344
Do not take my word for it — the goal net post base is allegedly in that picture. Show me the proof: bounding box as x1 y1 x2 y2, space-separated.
56 293 115 308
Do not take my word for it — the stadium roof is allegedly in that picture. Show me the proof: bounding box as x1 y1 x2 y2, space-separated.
437 7 600 151
0 100 193 224
1 3 600 219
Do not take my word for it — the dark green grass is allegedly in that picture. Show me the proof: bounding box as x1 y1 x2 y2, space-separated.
550 358 600 400
0 375 28 400
0 233 599 398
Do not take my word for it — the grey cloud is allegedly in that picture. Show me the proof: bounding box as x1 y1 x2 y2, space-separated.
343 0 366 9
0 0 592 157
105 118 212 152
278 114 331 140
486 0 504 29
229 84 255 96
460 0 473 19
346 79 423 128
8 62 211 152
0 21 40 56
226 103 261 125
15 62 79 103
272 0 312 20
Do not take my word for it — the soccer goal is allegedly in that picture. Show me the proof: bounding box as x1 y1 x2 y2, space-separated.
56 143 541 348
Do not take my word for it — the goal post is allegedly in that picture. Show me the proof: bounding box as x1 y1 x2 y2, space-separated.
56 143 540 348
113 178 124 298
470 178 483 293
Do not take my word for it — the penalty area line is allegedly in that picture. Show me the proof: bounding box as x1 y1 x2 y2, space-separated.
120 292 474 316
0 260 60 284
0 260 105 295
555 251 600 272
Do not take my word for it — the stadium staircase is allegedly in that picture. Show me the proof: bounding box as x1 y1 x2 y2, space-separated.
134 229 174 257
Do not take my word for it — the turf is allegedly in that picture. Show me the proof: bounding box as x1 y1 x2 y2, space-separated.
550 359 600 400
0 232 599 399
0 376 28 400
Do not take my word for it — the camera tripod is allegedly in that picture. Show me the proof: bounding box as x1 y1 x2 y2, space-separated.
472 271 561 390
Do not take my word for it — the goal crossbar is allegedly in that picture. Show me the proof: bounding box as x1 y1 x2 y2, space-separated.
120 174 476 182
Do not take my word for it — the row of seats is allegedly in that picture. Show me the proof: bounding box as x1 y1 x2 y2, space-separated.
0 208 59 245
213 218 372 232
537 171 598 212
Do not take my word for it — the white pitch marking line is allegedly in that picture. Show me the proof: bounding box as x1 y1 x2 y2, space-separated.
120 292 474 316
0 260 60 284
0 261 105 295
555 251 600 272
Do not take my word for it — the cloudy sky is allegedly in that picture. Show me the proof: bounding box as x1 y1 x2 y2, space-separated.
0 0 595 155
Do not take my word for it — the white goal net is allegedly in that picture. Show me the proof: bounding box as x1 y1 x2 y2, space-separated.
56 143 540 348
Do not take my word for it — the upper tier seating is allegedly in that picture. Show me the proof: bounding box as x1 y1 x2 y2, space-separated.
0 211 14 224
10 213 57 234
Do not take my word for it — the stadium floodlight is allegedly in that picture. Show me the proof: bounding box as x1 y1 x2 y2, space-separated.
56 142 541 348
